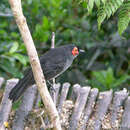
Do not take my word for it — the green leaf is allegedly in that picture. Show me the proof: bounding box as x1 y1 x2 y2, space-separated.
92 71 107 86
97 0 124 30
0 22 8 28
12 100 22 110
13 53 28 65
42 16 49 30
112 75 130 88
97 7 106 30
0 59 21 77
95 0 100 8
0 30 7 35
10 32 19 38
19 44 27 53
101 0 106 4
82 1 88 8
9 42 19 54
88 0 95 14
88 79 106 91
118 1 130 35
105 67 115 88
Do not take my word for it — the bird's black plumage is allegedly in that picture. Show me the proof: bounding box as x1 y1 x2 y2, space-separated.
9 44 79 102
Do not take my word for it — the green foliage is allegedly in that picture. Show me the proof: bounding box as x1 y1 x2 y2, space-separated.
88 68 130 91
0 42 29 78
98 0 125 29
80 0 130 35
87 0 95 13
33 16 51 42
9 42 19 54
38 100 44 107
12 100 22 110
118 0 130 35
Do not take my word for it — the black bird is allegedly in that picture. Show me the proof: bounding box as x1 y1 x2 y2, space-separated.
9 44 84 102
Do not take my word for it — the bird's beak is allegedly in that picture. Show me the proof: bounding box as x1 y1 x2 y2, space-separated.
79 49 85 53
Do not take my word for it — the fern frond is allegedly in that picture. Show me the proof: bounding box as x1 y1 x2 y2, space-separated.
97 0 124 29
95 0 101 8
101 0 106 5
118 0 130 35
79 0 129 34
81 0 105 14
87 0 95 13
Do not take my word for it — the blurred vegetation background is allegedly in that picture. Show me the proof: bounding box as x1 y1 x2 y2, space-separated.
0 0 130 91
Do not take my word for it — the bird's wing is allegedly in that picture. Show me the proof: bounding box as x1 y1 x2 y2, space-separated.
43 62 65 80
39 49 67 80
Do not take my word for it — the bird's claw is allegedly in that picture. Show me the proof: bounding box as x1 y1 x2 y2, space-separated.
47 81 56 92
50 86 56 92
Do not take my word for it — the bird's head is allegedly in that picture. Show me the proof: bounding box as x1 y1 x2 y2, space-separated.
71 45 85 57
72 46 79 56
65 44 85 59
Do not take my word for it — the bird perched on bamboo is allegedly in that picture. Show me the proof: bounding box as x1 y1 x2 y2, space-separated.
9 44 84 102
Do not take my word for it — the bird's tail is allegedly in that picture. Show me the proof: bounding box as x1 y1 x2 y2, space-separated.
9 72 34 102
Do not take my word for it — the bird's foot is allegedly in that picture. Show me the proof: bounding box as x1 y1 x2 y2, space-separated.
50 86 56 92
47 81 56 92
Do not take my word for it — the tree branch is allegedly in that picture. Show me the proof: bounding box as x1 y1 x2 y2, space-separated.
8 0 61 129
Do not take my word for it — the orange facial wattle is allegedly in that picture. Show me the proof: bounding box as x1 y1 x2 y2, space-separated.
72 47 79 56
